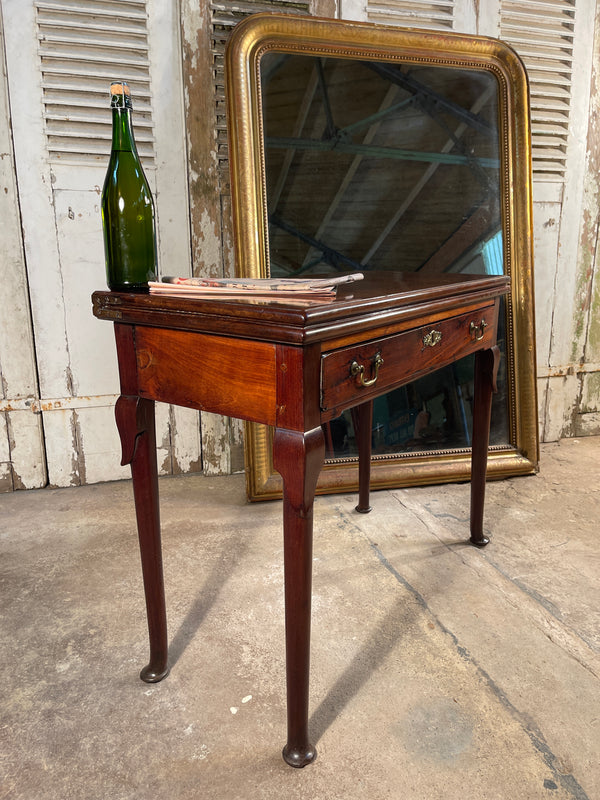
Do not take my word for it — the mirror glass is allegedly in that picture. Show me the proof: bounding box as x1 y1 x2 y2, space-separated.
261 53 508 458
225 15 538 499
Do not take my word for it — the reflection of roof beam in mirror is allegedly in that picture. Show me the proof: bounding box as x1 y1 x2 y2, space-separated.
338 95 414 138
364 62 494 136
315 58 337 140
301 84 402 270
419 205 497 273
365 62 496 191
265 136 500 168
268 66 319 215
365 62 497 189
361 84 497 266
270 214 366 272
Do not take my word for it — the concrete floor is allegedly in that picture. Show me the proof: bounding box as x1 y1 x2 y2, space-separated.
1 437 599 800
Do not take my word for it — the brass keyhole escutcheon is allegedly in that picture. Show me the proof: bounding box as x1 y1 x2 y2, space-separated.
469 319 488 341
423 329 442 348
350 352 384 387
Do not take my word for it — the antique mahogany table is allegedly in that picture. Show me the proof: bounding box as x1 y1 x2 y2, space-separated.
93 270 509 767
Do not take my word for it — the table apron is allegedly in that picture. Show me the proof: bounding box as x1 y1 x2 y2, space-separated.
134 326 278 425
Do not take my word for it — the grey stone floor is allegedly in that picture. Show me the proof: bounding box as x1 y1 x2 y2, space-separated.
1 437 599 800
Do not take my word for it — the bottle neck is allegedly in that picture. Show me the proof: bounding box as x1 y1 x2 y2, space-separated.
111 107 137 153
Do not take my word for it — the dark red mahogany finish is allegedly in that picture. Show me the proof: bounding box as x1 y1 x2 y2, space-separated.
93 270 509 767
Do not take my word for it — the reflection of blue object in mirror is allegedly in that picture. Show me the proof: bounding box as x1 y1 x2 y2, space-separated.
482 230 504 275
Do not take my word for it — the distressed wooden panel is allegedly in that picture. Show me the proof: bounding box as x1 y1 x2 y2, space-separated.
4 411 47 490
4 0 72 401
146 1 193 283
53 186 118 396
0 409 45 492
201 412 234 476
0 413 11 492
155 402 203 476
40 403 130 486
573 2 600 439
71 404 131 485
0 152 39 403
579 371 600 414
180 0 223 277
532 200 561 370
543 0 596 374
0 11 46 490
39 401 196 486
42 408 83 487
229 416 245 473
2 0 197 488
542 373 579 441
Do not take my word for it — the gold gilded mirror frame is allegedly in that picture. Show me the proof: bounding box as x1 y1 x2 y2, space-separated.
225 13 538 500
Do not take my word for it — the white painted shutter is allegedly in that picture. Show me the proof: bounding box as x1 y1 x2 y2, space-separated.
3 0 197 487
36 0 155 164
500 0 576 179
364 0 454 30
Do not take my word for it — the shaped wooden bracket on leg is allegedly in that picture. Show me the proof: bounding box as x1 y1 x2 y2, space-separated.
115 395 150 466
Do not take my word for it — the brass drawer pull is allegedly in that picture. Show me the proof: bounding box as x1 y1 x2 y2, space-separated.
350 352 384 387
423 329 442 348
470 319 488 341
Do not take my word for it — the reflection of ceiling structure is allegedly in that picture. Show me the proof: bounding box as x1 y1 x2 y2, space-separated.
261 55 502 277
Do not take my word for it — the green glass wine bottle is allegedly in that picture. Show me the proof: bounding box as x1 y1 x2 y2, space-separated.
101 81 157 291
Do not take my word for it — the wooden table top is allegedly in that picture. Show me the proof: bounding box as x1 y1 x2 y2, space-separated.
93 271 510 346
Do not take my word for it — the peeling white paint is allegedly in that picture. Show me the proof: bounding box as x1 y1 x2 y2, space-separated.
196 207 222 275
201 413 233 476
180 0 206 74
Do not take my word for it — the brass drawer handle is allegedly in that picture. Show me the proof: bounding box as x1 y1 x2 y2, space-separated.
350 352 384 387
469 319 488 341
423 329 442 348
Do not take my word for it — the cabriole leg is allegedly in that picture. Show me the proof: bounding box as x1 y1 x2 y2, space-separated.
115 395 169 682
351 400 373 513
470 346 501 547
273 426 325 767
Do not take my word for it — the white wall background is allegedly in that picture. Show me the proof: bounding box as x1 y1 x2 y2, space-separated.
1 0 598 491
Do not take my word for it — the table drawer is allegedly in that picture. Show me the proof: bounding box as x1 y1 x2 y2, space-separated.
320 304 497 412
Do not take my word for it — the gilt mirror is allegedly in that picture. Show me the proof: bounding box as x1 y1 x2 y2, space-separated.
225 13 538 500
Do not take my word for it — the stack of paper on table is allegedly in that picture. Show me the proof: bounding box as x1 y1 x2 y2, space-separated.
148 273 364 302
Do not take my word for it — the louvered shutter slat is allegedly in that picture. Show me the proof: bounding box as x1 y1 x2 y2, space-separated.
37 2 147 21
366 0 455 29
36 0 155 166
501 0 575 180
